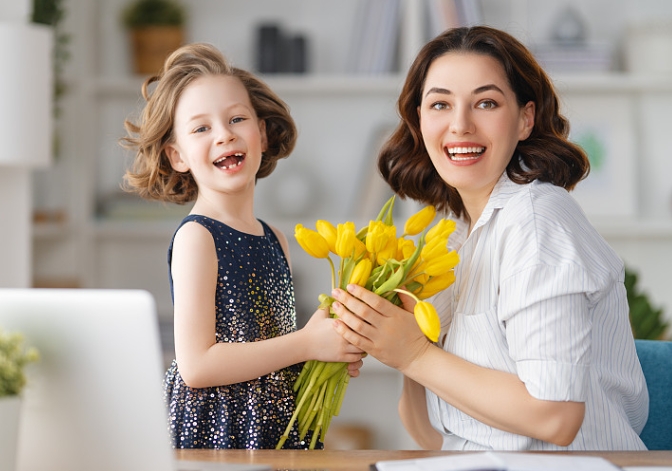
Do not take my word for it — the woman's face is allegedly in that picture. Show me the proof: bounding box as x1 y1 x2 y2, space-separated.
418 52 534 210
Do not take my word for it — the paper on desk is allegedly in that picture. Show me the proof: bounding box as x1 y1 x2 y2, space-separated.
374 451 622 471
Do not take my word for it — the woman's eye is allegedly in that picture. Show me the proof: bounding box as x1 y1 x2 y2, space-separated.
477 100 497 110
430 101 448 111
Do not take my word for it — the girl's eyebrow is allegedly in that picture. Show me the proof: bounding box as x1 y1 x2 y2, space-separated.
424 83 505 98
186 113 208 123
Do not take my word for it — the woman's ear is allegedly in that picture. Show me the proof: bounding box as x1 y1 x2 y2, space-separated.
518 101 535 141
166 145 190 172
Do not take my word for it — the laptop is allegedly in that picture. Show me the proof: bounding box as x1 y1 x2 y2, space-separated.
0 288 270 471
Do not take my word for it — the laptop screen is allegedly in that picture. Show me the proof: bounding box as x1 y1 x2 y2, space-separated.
0 288 174 471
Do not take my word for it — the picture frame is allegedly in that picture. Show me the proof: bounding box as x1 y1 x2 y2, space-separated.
561 93 637 220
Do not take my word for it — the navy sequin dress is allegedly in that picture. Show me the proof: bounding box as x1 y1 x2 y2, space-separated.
163 215 307 449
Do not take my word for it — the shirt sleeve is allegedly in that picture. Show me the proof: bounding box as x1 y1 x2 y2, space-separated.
499 263 592 402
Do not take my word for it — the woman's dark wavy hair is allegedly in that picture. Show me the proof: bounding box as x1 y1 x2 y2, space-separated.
120 43 297 204
378 26 589 218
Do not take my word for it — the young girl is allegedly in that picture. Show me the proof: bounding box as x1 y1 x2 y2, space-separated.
121 43 363 449
331 26 648 450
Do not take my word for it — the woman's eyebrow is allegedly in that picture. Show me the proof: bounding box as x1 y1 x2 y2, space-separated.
424 84 505 98
424 86 451 98
474 84 505 95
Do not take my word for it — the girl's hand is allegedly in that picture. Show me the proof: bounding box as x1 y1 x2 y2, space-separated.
347 357 364 378
330 284 431 372
302 306 364 364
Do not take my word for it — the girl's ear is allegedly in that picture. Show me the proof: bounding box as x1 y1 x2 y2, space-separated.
259 119 268 153
518 101 535 141
166 145 190 172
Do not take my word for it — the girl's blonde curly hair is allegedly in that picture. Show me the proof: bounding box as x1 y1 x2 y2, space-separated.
121 43 297 204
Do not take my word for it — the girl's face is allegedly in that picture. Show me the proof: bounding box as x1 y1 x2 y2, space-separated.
418 52 534 210
166 74 267 199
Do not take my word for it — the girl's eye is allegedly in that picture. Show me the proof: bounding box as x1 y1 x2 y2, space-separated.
477 100 497 110
230 116 246 124
194 125 209 133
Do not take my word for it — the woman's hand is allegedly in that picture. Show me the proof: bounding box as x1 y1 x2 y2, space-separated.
330 284 431 372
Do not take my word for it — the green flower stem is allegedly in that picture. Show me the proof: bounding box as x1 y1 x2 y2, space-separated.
293 359 313 392
327 257 336 291
300 379 328 440
278 354 349 449
298 379 321 429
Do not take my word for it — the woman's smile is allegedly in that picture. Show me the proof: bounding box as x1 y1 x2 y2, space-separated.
445 144 486 162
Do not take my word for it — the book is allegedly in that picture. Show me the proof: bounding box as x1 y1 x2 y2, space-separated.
373 451 622 471
347 0 401 74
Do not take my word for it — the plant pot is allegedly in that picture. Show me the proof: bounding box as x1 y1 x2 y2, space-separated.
0 396 22 471
129 26 184 75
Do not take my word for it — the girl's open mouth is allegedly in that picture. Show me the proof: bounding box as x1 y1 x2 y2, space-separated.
214 152 245 169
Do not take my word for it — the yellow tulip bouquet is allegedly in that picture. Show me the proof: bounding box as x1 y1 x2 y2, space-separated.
276 196 459 449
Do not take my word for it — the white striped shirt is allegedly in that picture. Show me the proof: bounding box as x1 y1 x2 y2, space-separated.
426 172 648 450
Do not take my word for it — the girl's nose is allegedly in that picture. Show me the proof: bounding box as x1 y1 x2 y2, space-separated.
217 125 236 144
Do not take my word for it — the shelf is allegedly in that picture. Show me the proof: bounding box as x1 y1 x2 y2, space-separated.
87 72 672 102
87 74 406 99
91 219 181 240
33 221 72 240
551 72 672 93
593 219 672 239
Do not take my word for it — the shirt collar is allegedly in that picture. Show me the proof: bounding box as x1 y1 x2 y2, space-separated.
470 172 525 233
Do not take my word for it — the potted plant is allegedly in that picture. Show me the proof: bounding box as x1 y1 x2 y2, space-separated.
0 329 38 471
121 0 187 75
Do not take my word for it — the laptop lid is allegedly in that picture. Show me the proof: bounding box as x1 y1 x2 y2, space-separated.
0 288 174 471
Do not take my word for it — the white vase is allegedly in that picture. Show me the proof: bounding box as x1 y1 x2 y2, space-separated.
0 395 21 471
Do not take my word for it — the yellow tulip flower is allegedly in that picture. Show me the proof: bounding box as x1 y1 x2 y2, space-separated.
353 238 368 259
397 237 416 260
423 251 460 277
374 226 397 265
295 224 330 259
403 205 436 236
426 218 456 242
349 258 373 287
335 222 356 258
416 271 456 299
421 235 449 260
315 220 337 253
366 220 389 254
414 301 441 342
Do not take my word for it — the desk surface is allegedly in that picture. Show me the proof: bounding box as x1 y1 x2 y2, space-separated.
176 449 672 471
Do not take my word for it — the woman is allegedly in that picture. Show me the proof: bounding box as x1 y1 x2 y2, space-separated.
331 26 648 451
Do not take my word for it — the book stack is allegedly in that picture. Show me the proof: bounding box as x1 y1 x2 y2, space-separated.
346 0 401 74
533 42 614 73
425 0 484 41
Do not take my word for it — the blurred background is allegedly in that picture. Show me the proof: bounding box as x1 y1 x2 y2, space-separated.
4 0 672 449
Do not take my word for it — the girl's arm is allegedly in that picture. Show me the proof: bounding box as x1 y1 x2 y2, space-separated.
171 222 363 389
331 284 585 448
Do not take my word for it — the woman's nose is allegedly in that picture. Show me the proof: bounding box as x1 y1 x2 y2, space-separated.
450 107 475 135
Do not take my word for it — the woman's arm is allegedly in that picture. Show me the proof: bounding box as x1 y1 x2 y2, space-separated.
399 377 443 449
171 222 363 388
331 284 585 447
